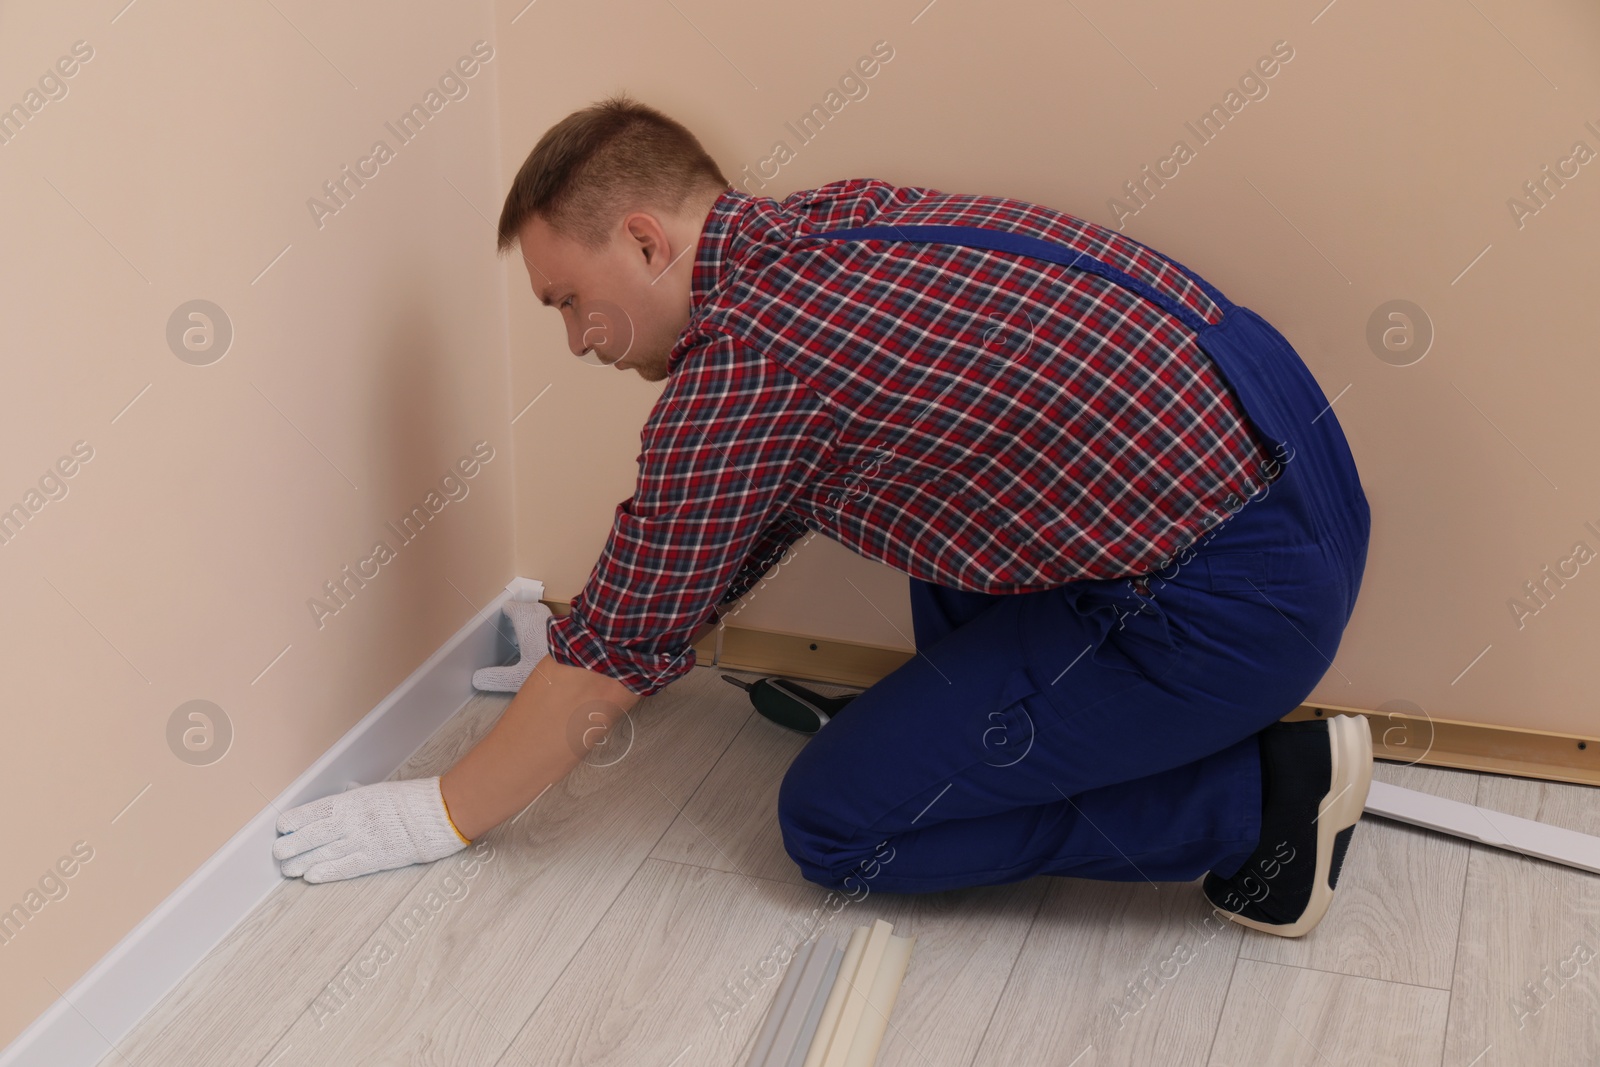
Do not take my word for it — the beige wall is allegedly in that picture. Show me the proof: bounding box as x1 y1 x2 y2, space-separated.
4 0 1598 1051
0 0 514 1048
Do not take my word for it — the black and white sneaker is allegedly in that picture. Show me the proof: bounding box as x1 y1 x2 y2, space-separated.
1203 714 1372 938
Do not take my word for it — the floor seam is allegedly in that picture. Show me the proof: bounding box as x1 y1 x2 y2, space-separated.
963 881 1050 1067
489 673 752 1065
1202 943 1244 1066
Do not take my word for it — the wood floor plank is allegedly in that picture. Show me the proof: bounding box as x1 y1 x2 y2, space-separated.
496 856 1044 1067
649 671 864 887
1441 774 1600 1067
98 666 753 1066
1208 959 1450 1066
1240 760 1478 989
970 877 1243 1067
254 666 760 1066
94 690 513 1067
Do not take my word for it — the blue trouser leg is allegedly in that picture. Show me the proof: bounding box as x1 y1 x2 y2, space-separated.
775 304 1371 895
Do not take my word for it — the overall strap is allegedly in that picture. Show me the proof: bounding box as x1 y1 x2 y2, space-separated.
809 224 1218 335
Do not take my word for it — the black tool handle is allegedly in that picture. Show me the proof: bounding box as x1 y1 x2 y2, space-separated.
749 678 860 734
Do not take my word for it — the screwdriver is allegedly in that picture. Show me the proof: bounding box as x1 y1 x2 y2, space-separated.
720 673 863 735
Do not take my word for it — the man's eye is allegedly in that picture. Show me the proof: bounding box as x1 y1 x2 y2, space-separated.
561 296 574 309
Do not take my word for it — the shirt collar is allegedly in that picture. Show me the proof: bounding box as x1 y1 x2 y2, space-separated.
689 186 751 306
667 186 767 376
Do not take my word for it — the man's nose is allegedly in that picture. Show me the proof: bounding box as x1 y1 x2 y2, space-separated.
566 315 588 357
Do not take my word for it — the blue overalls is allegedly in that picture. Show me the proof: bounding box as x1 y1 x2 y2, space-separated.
775 224 1372 893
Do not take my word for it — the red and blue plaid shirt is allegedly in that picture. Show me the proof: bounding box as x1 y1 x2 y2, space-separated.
547 178 1279 695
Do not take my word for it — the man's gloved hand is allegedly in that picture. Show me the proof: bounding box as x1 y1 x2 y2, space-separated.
274 776 472 883
472 599 553 692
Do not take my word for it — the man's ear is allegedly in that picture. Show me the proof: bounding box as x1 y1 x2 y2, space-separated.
624 212 668 269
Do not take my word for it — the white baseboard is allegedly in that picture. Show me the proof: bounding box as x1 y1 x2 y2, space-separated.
0 576 545 1067
1365 780 1600 875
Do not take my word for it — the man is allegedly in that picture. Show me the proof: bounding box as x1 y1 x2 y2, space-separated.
275 93 1373 939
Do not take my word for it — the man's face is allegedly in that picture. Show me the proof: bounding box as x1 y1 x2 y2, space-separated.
516 210 696 384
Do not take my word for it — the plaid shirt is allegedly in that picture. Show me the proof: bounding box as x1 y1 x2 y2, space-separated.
547 178 1279 695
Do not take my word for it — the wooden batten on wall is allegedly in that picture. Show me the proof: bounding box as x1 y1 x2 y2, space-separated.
544 600 1600 787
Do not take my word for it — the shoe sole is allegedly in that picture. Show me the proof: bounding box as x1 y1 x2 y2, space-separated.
1220 714 1373 938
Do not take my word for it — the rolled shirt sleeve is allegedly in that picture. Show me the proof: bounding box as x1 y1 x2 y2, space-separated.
545 334 833 696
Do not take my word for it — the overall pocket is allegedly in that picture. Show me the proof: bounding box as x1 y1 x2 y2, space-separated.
1064 577 1186 681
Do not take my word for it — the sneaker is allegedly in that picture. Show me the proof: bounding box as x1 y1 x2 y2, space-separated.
1202 714 1372 938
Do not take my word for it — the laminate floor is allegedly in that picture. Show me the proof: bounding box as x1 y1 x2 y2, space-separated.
97 665 1600 1066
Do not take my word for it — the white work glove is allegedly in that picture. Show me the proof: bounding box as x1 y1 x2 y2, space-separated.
473 599 553 692
273 776 472 883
